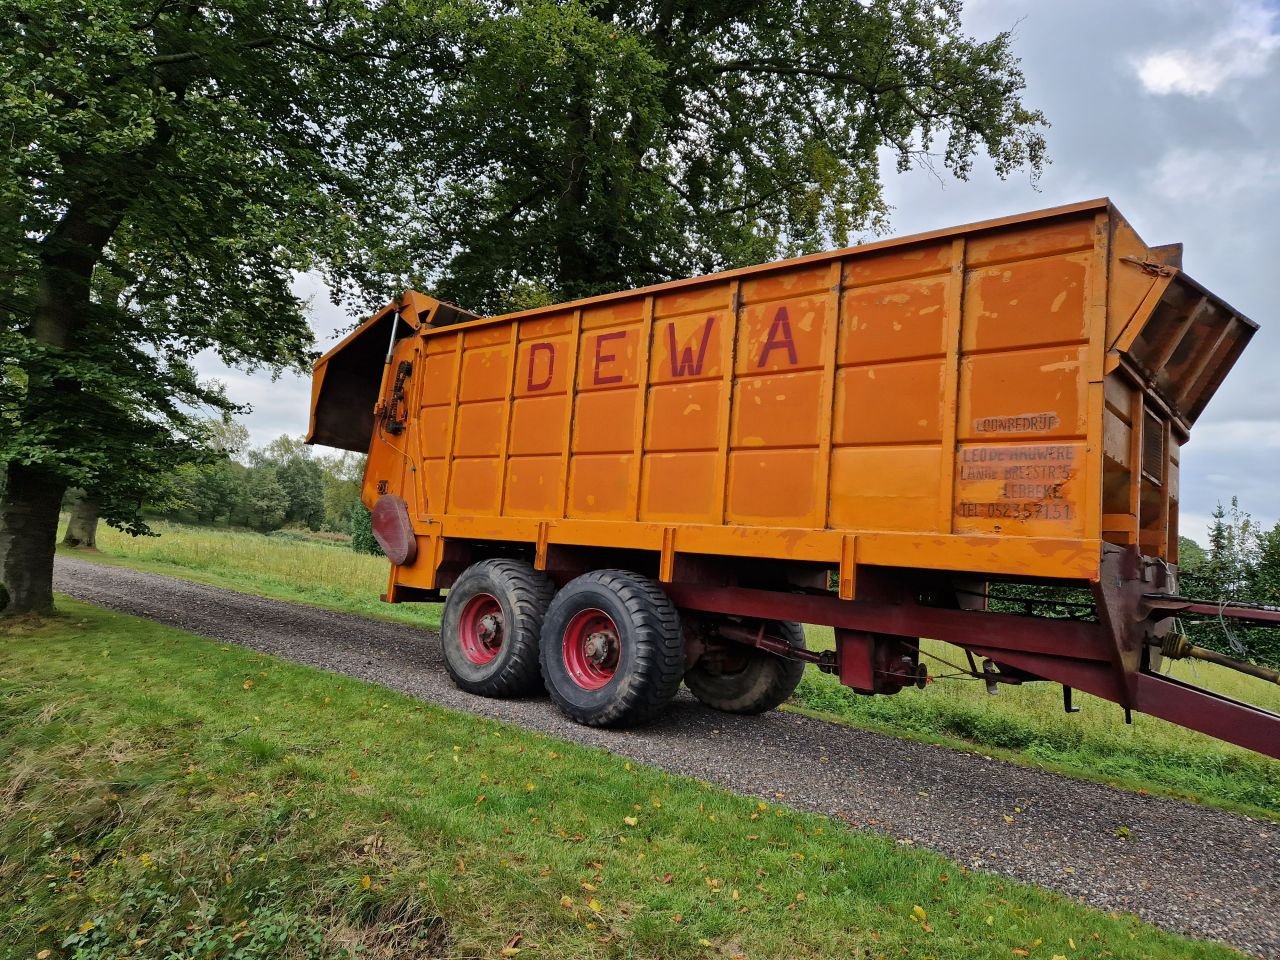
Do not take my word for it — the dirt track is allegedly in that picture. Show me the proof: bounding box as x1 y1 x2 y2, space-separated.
53 555 1280 957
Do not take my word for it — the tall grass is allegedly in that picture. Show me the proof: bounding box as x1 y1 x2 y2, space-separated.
80 518 441 628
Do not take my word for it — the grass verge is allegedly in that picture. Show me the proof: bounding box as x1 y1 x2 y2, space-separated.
64 518 441 630
67 519 1280 820
1 601 1243 960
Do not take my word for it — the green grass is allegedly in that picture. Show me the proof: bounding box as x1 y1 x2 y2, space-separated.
68 519 1280 820
72 518 441 630
0 602 1245 959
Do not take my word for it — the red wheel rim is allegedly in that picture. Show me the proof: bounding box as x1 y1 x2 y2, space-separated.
458 593 505 665
562 608 620 690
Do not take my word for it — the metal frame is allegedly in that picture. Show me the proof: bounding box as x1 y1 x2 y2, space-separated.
664 553 1280 759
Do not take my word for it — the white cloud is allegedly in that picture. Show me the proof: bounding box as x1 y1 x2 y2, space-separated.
1149 146 1280 203
1133 2 1279 96
1184 418 1280 452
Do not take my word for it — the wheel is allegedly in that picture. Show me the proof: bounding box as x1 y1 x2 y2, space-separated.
684 619 807 714
540 569 684 727
440 559 554 697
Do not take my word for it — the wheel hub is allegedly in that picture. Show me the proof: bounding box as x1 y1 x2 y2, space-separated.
562 608 622 690
584 631 615 665
458 593 505 666
478 613 503 647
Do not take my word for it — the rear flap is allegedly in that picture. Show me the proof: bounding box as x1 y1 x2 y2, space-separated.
306 292 478 452
1108 264 1256 427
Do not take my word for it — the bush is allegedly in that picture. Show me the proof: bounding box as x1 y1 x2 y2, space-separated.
349 503 383 557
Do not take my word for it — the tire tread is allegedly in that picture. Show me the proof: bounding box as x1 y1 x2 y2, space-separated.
685 620 806 714
442 559 554 698
541 569 683 727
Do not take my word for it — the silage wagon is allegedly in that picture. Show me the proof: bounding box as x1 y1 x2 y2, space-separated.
308 198 1280 756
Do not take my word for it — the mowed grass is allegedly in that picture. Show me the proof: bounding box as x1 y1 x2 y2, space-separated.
795 628 1280 819
0 603 1245 960
70 519 1280 819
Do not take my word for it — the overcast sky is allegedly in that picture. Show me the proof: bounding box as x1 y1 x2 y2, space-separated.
196 0 1280 545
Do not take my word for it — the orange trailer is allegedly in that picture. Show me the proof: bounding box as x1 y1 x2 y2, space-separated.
308 199 1280 752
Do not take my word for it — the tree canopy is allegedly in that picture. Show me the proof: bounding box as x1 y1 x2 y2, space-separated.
420 0 1048 311
0 0 463 612
1 0 1048 615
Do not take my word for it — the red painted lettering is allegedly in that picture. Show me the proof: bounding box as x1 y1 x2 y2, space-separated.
756 306 798 367
526 342 555 391
666 316 716 377
592 330 627 385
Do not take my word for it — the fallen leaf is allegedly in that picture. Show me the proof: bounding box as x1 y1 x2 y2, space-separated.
912 905 927 922
559 895 574 909
360 875 371 890
660 873 673 885
588 898 603 913
242 679 254 690
623 816 638 827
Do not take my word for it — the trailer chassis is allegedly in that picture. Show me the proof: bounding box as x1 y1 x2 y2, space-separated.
665 545 1280 759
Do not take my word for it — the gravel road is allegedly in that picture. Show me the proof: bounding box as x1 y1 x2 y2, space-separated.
53 555 1279 957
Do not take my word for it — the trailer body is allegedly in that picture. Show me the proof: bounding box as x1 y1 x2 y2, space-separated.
309 199 1280 757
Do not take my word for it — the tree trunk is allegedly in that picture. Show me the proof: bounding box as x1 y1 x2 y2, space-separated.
0 462 67 616
61 490 100 550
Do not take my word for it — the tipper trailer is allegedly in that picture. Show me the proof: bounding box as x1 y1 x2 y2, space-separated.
308 198 1280 756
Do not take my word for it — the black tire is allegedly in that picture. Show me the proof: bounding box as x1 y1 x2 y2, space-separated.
684 619 807 714
440 559 554 697
540 569 684 727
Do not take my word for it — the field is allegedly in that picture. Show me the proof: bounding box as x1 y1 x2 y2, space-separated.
0 602 1244 959
78 520 442 630
77 519 1280 819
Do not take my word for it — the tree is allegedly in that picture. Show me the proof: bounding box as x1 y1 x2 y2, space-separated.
422 0 1048 312
1180 499 1279 668
250 436 325 530
1177 535 1206 572
318 451 367 532
162 458 241 524
0 0 462 614
350 502 384 557
234 466 290 533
